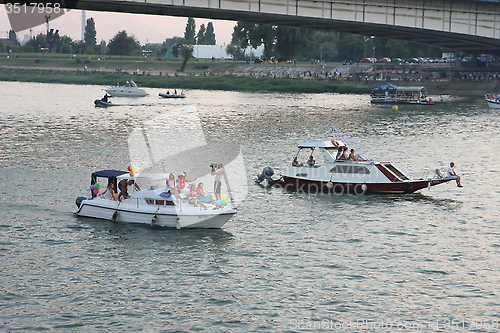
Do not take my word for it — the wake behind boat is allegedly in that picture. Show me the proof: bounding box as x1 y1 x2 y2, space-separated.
256 127 453 194
485 94 500 108
75 170 236 229
105 81 148 97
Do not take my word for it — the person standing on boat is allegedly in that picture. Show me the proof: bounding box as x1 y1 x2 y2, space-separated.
211 163 224 201
447 162 463 188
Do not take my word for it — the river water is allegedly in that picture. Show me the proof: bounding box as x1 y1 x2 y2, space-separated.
1 81 500 332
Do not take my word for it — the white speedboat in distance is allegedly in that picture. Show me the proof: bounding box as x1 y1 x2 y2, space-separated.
105 81 148 97
75 170 236 229
256 127 452 194
485 94 500 108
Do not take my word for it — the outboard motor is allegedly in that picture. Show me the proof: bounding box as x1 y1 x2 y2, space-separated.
75 196 86 208
255 166 274 184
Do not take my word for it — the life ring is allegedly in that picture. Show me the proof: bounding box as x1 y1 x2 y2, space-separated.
331 140 341 148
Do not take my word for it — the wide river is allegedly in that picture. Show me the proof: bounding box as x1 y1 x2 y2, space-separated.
1 81 499 332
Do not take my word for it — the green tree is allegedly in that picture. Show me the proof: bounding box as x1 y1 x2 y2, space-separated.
233 22 275 60
179 44 193 72
205 22 216 45
23 33 47 53
8 30 17 43
226 44 245 60
46 29 60 53
107 31 140 56
275 26 314 61
196 23 206 44
84 17 97 48
162 37 182 58
184 17 196 44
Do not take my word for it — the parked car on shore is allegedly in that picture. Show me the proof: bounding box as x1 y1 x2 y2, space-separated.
361 58 376 63
376 58 391 63
406 58 419 64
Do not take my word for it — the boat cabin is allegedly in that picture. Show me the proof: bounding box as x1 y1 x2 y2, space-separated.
370 83 429 104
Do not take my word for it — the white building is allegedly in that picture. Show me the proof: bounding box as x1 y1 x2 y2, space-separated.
192 45 264 60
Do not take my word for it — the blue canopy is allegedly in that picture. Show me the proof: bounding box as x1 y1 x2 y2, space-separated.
372 82 398 90
91 170 127 178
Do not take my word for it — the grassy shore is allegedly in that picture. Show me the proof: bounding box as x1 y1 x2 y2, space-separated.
0 53 371 94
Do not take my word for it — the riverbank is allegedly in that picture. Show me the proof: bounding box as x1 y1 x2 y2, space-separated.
1 53 499 95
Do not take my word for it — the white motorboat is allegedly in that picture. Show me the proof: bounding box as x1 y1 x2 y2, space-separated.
105 81 148 97
75 170 236 229
256 127 452 194
485 94 500 108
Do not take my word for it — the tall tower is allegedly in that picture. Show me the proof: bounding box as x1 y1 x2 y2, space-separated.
81 10 86 41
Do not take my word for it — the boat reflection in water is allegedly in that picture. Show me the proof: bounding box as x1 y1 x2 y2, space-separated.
256 127 452 195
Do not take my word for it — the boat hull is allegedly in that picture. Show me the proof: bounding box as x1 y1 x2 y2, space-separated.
268 176 451 194
486 100 500 108
75 199 235 229
94 99 112 107
105 88 148 97
159 93 185 98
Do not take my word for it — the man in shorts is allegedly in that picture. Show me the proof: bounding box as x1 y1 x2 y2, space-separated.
211 163 224 201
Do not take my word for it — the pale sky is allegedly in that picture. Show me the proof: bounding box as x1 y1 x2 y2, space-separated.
0 5 236 46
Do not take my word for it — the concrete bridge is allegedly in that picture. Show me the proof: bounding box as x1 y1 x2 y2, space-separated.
68 0 500 54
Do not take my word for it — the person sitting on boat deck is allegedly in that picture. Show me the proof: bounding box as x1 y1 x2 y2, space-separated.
197 183 216 206
100 182 117 200
348 149 358 161
117 178 140 201
335 147 344 160
292 157 303 167
447 162 463 188
188 184 207 209
101 94 111 103
166 173 181 201
166 90 170 95
174 89 177 95
176 172 197 200
307 155 316 166
342 146 350 160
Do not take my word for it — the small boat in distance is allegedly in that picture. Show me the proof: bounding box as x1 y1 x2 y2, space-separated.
105 80 148 97
485 94 500 108
371 82 434 105
256 127 452 194
159 90 186 98
75 170 236 229
94 99 113 107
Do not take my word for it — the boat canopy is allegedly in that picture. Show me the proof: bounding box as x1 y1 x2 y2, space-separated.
372 82 398 90
298 140 345 149
92 170 127 178
116 172 171 181
396 86 425 92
